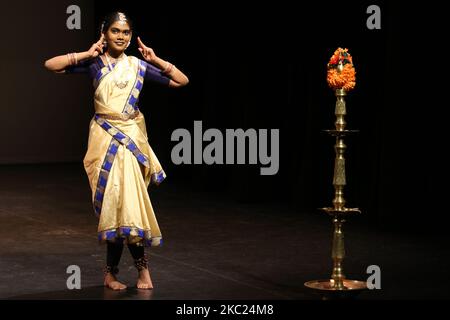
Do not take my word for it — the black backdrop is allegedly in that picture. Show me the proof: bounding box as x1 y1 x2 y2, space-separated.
2 0 448 232
94 0 389 213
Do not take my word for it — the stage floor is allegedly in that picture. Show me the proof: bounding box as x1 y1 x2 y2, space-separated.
0 163 448 300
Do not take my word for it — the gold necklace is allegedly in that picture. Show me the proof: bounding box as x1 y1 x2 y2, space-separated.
104 52 131 89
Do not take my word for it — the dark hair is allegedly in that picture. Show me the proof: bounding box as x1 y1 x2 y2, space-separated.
100 11 133 34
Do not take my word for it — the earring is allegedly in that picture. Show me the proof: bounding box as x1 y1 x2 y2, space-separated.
126 41 130 49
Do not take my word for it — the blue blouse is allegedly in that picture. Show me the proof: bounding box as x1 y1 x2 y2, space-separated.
65 56 170 86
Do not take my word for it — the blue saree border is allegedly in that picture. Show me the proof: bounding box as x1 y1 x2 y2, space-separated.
93 137 120 217
98 226 163 247
94 115 151 168
93 57 113 89
151 170 166 185
91 122 166 217
92 115 152 217
123 59 146 115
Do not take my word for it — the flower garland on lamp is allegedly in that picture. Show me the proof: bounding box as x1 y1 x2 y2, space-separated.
326 48 356 132
327 47 356 92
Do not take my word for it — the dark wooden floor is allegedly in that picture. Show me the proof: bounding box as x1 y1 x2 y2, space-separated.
0 163 449 300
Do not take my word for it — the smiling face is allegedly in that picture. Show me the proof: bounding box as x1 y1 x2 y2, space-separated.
104 21 132 54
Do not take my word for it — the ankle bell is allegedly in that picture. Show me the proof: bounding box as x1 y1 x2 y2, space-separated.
104 265 119 275
134 255 149 271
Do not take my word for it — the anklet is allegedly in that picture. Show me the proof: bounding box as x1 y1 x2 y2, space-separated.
134 256 149 271
104 265 119 275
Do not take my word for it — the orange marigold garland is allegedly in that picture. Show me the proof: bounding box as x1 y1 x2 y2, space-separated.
327 48 356 91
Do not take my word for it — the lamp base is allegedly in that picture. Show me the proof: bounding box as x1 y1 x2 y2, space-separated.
304 279 367 300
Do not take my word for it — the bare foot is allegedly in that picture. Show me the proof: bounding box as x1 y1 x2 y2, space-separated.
104 273 127 290
137 268 153 289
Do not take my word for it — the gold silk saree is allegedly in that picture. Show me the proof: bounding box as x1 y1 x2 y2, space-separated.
83 55 165 247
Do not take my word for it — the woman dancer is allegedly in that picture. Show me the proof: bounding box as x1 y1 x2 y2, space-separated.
44 11 188 290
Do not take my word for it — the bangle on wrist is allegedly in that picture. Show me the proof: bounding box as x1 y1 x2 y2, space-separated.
162 62 174 74
66 52 78 66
